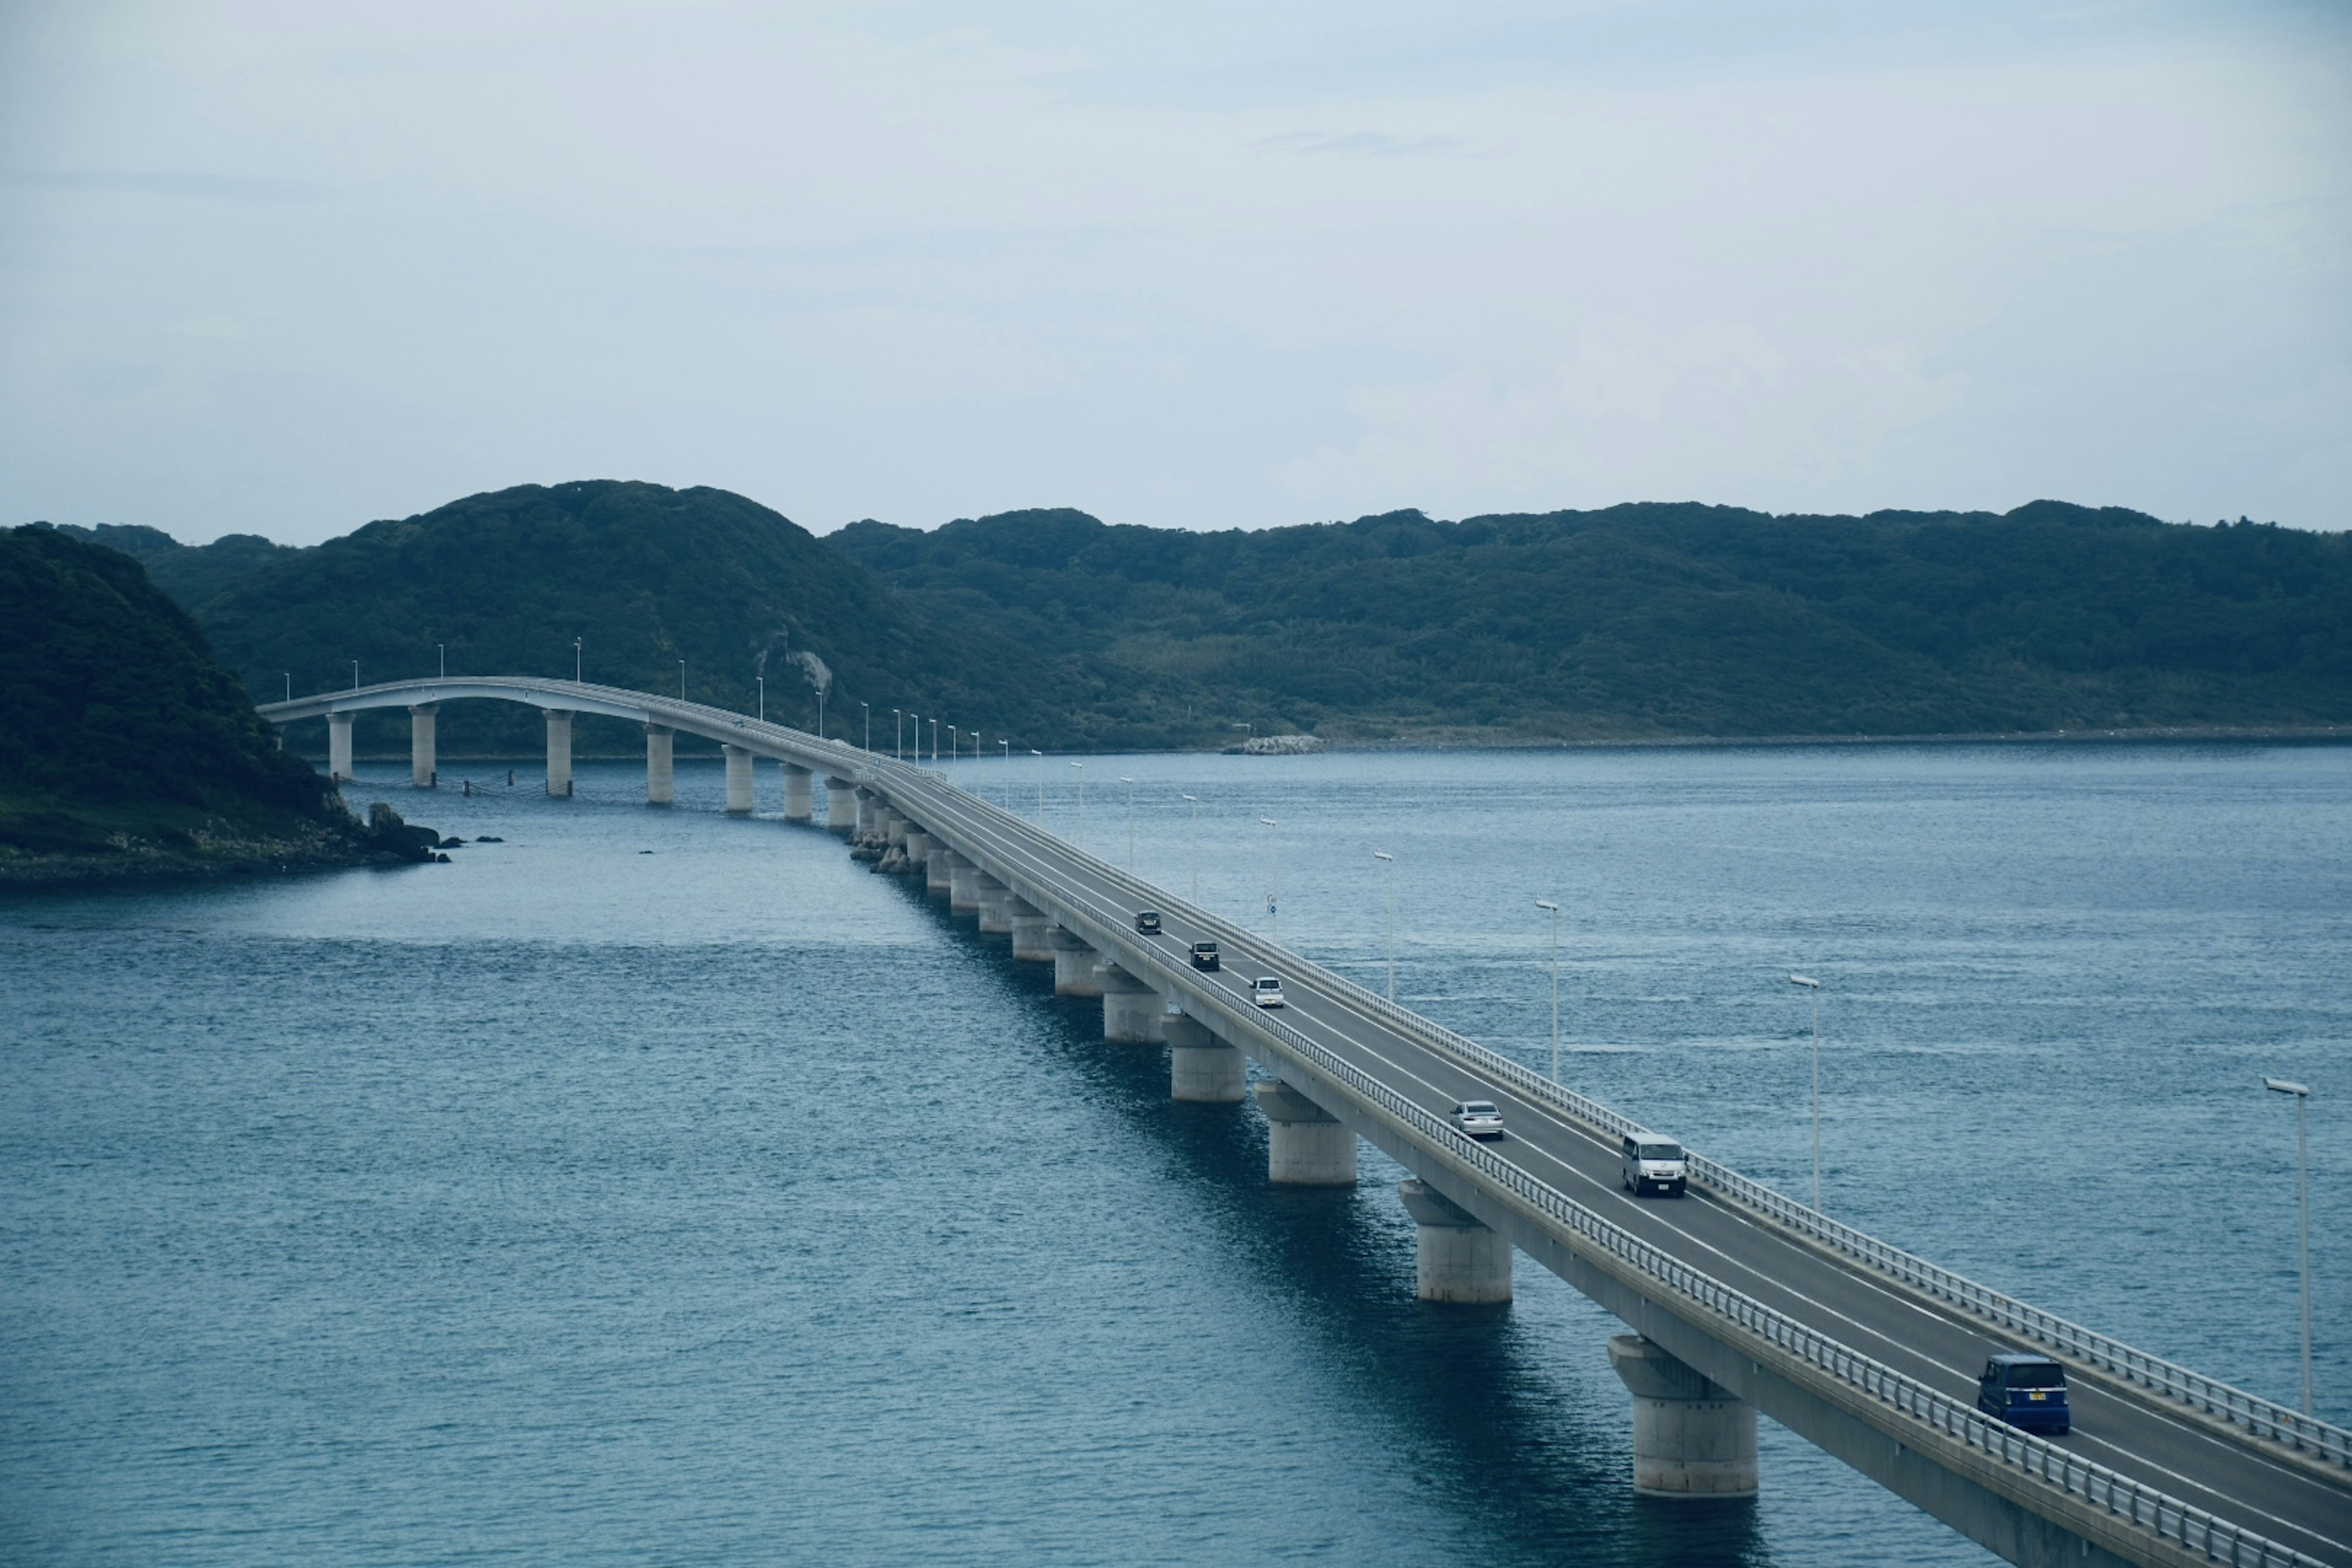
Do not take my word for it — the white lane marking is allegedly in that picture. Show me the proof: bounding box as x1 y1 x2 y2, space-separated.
903 786 2352 1547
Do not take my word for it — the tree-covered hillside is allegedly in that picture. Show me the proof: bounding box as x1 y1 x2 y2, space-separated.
0 526 428 876
173 481 1114 757
832 502 2352 740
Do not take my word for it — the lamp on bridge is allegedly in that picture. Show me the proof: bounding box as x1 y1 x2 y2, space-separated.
1535 897 1559 1078
2264 1076 2315 1417
1790 973 1823 1212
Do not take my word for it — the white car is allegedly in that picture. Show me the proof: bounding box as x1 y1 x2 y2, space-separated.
1250 976 1286 1008
1452 1100 1507 1140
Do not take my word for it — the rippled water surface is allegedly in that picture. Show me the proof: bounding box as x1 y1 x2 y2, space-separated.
3 741 2345 1566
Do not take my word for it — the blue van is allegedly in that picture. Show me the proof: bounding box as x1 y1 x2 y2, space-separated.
1977 1354 2070 1435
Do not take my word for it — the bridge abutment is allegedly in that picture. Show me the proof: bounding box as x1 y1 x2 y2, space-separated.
1009 900 1055 960
545 709 574 797
783 764 813 821
975 875 1012 933
826 777 856 831
327 712 353 783
1398 1180 1512 1303
1050 929 1106 995
1253 1080 1357 1183
644 724 674 804
1101 967 1164 1042
723 744 754 813
1608 1335 1758 1499
409 704 437 786
1166 1016 1246 1101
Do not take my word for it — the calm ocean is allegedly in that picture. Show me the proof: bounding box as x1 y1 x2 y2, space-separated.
3 742 2343 1566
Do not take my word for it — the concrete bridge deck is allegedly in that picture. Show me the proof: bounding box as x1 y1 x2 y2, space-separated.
263 677 2352 1568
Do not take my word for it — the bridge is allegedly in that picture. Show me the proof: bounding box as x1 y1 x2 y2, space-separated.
262 677 2352 1568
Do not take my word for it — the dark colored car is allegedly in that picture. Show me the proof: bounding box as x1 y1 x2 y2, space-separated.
1189 941 1220 970
1136 911 1162 933
1977 1354 2070 1435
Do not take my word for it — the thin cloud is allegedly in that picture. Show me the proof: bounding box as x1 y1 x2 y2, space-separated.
1 168 329 202
1248 129 1473 158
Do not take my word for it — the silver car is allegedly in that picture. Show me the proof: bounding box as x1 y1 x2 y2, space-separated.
1452 1099 1506 1140
1250 976 1286 1008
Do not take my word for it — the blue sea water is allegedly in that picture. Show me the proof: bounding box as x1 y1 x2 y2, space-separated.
2 741 2344 1566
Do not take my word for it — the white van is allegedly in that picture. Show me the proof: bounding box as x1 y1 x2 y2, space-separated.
1620 1134 1688 1197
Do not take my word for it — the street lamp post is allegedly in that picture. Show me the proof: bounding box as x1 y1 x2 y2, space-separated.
1182 794 1198 901
1000 740 1010 809
2265 1076 2315 1417
862 702 870 751
1375 851 1396 1001
678 660 686 699
1790 974 1823 1212
817 689 827 739
1119 776 1135 869
949 725 959 764
1071 762 1086 848
929 717 938 764
1259 818 1280 943
1536 899 1561 1079
573 638 581 684
894 709 903 760
1031 749 1043 815
757 676 765 724
437 644 445 680
284 673 291 703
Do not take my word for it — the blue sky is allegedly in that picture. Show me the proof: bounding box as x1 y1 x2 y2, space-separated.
2 1 2345 543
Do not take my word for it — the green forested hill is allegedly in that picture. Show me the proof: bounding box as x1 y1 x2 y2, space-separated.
832 501 2352 740
0 526 424 876
175 481 1104 756
76 486 2352 753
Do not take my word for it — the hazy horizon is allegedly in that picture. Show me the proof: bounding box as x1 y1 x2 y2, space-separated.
4 1 2346 546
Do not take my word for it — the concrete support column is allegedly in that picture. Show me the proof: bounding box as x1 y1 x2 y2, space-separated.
975 875 1012 933
1100 967 1164 1043
545 709 574 798
925 843 952 896
723 744 755 813
903 827 930 861
947 853 980 914
1009 900 1055 961
408 704 438 787
1398 1180 1512 1303
327 712 354 783
826 777 856 830
644 724 674 805
1166 1016 1247 1102
1050 928 1107 995
1607 1336 1759 1498
853 789 875 837
783 764 813 821
1253 1081 1357 1184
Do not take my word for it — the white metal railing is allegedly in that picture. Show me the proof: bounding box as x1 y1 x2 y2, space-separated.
872 763 2335 1568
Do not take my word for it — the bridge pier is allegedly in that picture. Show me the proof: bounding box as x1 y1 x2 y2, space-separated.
1607 1335 1758 1499
545 709 574 797
853 789 875 836
1009 900 1055 960
327 711 353 783
409 704 437 786
723 744 754 813
1253 1080 1357 1183
1101 967 1164 1043
1398 1180 1512 1303
783 764 813 821
975 875 1012 933
1050 928 1106 995
947 853 980 915
826 777 856 831
925 843 952 897
644 724 674 804
1166 1016 1246 1101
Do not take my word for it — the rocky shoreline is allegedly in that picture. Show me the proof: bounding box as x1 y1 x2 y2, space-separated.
0 801 450 888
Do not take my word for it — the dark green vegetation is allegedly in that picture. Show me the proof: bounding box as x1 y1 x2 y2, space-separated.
0 526 436 880
67 486 2352 754
835 502 2352 741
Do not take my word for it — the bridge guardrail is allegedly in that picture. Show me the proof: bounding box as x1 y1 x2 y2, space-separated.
880 766 2330 1567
